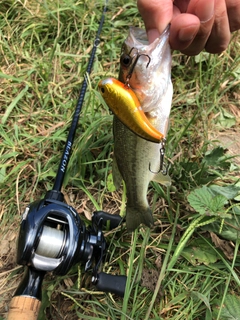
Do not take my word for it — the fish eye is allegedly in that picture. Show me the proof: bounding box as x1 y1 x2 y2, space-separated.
120 53 132 68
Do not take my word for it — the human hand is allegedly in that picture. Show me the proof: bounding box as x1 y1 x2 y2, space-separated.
137 0 240 55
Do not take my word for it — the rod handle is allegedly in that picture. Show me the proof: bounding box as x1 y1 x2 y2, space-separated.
7 296 41 320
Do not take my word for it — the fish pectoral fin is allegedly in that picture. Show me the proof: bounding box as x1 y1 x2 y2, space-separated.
112 155 123 190
126 205 153 232
152 172 171 187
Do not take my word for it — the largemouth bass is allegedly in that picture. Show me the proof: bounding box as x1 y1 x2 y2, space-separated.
103 27 173 231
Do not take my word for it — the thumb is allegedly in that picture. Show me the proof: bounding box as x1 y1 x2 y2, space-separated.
137 0 173 43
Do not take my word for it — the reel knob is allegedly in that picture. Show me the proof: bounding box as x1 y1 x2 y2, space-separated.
93 272 127 297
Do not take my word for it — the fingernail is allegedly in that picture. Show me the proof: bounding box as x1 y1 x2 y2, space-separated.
196 1 214 23
147 29 160 44
178 25 198 42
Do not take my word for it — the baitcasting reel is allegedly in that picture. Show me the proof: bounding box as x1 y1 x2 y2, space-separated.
17 190 126 297
7 191 126 319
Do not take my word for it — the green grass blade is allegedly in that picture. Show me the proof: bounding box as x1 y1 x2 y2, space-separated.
2 85 29 124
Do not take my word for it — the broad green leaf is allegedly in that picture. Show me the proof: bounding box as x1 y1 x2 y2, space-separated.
233 206 240 215
203 147 226 166
203 146 231 170
234 181 240 201
209 185 240 200
210 194 228 213
179 161 217 185
187 186 229 216
181 238 218 265
218 109 237 128
225 294 240 319
212 294 240 320
202 216 240 242
187 186 213 215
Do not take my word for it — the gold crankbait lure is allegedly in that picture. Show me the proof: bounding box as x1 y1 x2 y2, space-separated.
98 77 163 143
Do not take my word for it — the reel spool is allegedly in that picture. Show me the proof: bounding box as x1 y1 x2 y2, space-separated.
35 225 66 258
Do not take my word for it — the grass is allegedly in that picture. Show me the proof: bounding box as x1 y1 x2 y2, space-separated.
1 0 240 319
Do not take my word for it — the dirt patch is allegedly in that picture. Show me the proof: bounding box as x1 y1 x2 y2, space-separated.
0 220 20 317
0 231 17 271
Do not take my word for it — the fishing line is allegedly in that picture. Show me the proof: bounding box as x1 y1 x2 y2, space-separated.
53 0 108 192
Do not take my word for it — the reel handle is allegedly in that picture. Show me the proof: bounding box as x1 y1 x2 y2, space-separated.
7 296 41 320
95 272 127 297
93 211 122 229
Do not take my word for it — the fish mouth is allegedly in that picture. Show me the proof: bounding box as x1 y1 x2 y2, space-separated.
120 26 171 88
125 25 170 54
128 27 148 46
119 26 172 113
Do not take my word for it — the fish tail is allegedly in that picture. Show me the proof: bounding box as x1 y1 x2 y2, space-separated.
126 205 154 232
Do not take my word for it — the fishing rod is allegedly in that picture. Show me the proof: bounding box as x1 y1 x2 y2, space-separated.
7 2 126 319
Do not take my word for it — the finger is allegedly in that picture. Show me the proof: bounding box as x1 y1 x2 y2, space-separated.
169 13 200 51
173 0 192 13
137 0 173 43
226 0 240 31
205 0 231 53
181 0 215 55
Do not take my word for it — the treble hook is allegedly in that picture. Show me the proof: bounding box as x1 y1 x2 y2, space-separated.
120 47 151 86
149 139 169 175
126 52 151 83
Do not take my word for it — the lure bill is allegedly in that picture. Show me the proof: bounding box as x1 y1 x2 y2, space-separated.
98 77 164 143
